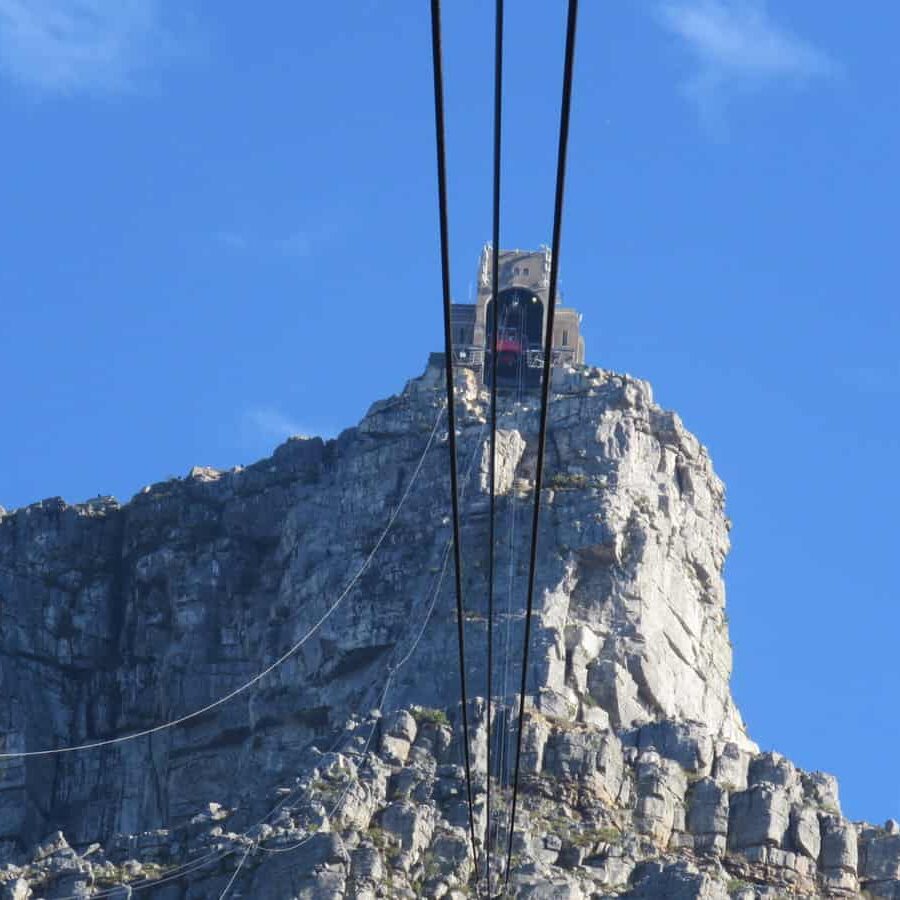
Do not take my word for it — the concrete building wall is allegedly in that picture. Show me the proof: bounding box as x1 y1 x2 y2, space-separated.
449 303 476 347
474 246 553 347
552 308 584 363
449 244 586 376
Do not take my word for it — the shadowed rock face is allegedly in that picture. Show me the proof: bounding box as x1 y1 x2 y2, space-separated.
0 362 892 898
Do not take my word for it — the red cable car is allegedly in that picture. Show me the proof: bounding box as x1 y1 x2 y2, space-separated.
495 332 522 371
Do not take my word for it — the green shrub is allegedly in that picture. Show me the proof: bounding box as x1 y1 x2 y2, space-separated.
595 826 621 843
549 472 589 490
570 825 621 847
413 707 450 728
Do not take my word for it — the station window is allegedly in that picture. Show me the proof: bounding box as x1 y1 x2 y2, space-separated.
513 266 520 275
523 267 529 276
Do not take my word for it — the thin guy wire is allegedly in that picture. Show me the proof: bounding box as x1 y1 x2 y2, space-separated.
0 406 444 760
55 844 238 900
485 0 503 892
256 432 483 859
253 423 486 871
392 419 484 674
158 427 487 899
256 672 395 856
258 422 485 855
53 418 484 900
53 422 488 900
217 842 253 900
495 331 524 869
504 0 579 890
429 0 480 886
56 648 390 898
495 372 522 862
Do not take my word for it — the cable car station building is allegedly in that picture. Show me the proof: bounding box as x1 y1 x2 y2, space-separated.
450 245 585 386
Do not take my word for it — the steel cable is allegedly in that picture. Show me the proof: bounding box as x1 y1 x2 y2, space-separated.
484 0 504 893
495 362 523 873
429 0 481 885
0 407 444 760
504 0 580 891
51 424 489 900
237 425 488 900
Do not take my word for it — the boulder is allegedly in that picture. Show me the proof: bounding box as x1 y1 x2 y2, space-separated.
686 777 728 854
728 785 790 851
637 720 713 775
747 753 802 801
711 742 749 792
634 751 687 846
860 831 900 882
379 801 435 871
624 860 729 899
383 710 417 744
789 805 821 860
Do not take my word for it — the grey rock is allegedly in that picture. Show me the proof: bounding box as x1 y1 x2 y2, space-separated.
383 710 417 744
727 784 790 851
1 880 31 900
380 734 412 767
247 833 347 898
350 845 383 882
636 720 712 774
33 832 70 861
542 725 625 804
802 770 840 812
633 751 687 846
623 860 728 899
519 716 551 776
861 832 900 881
820 814 858 873
685 777 728 855
379 801 435 871
1 360 897 898
748 752 801 799
788 804 820 859
711 741 749 791
513 876 586 899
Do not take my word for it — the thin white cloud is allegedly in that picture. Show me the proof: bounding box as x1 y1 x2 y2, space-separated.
837 366 900 395
213 231 251 252
656 0 835 130
214 227 328 261
244 408 311 444
277 231 313 259
0 0 179 95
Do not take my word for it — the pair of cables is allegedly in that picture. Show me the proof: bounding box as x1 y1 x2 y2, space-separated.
428 0 579 894
47 421 488 900
0 406 445 762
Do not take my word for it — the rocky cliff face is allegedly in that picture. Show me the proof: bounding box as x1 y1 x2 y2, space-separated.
0 362 895 899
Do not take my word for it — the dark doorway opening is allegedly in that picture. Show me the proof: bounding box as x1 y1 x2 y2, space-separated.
485 287 544 389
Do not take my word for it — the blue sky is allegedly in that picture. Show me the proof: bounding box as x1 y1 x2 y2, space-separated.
1 1 898 824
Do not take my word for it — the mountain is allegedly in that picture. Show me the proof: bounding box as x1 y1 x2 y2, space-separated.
0 360 894 898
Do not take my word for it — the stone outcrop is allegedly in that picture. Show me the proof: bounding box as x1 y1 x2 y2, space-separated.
0 360 895 897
